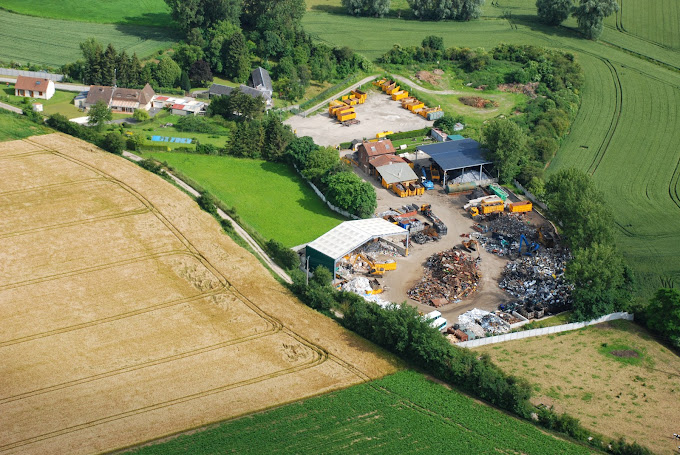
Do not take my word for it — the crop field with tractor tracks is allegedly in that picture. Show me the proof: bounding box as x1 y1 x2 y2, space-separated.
0 133 397 455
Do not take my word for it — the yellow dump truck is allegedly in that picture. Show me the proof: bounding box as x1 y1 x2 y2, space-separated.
480 199 505 214
376 131 393 139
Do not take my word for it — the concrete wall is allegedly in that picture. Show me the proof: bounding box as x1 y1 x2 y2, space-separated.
293 165 359 220
513 179 548 211
0 68 64 81
457 312 634 348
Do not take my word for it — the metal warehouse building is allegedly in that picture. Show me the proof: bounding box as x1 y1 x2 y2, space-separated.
304 219 408 276
416 139 492 186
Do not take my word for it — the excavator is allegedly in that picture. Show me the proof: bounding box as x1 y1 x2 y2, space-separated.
354 253 397 276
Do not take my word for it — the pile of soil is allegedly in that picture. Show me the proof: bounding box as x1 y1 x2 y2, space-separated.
458 96 499 108
497 82 539 98
415 70 442 85
611 350 640 358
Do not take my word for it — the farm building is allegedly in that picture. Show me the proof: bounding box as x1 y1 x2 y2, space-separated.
416 139 492 186
170 100 207 116
14 76 55 100
208 67 273 108
304 218 408 278
448 134 465 141
375 162 419 188
431 128 447 142
85 84 155 113
357 139 396 173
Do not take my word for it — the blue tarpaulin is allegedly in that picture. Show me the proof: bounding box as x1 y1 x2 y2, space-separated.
151 136 192 144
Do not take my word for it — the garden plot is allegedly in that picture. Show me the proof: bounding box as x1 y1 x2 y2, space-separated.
0 133 397 455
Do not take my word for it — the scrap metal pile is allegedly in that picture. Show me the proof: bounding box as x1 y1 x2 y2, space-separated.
377 205 443 245
477 213 538 257
408 248 480 305
458 308 511 336
499 248 573 315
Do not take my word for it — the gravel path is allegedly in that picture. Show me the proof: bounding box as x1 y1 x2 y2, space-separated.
123 151 293 284
391 74 463 95
0 101 22 114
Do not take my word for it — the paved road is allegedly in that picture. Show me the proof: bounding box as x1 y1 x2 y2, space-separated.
123 151 293 284
300 74 379 117
0 101 23 114
0 76 88 92
391 74 463 95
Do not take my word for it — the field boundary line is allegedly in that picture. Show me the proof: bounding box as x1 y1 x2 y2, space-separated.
0 150 49 159
0 341 327 453
0 323 282 405
587 59 622 176
0 207 150 239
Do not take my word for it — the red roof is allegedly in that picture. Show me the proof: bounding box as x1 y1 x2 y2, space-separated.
156 96 169 101
171 104 185 109
15 76 51 92
359 139 395 157
369 154 406 168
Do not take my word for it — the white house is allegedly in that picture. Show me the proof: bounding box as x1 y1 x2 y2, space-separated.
84 84 155 113
14 76 55 100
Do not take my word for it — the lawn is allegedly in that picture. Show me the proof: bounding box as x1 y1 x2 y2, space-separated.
122 112 231 150
476 320 680 455
302 1 680 298
0 110 51 141
0 0 171 27
1 86 83 118
142 152 346 246
129 370 593 455
0 9 179 67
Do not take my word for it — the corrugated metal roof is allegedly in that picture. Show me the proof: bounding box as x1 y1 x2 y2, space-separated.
306 219 407 261
375 162 419 184
416 139 491 171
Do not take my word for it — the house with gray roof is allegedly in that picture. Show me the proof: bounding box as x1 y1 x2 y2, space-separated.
208 66 274 108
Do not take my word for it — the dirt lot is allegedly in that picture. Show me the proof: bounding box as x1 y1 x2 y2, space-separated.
351 161 549 324
0 134 399 455
372 183 511 323
475 321 680 455
285 93 433 147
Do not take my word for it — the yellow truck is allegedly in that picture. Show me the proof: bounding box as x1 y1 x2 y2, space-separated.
507 201 533 213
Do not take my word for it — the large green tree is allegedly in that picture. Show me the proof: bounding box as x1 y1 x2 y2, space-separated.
572 0 619 39
80 38 103 85
566 243 626 320
164 0 242 33
407 0 484 21
544 168 614 249
325 171 377 218
482 118 527 184
155 56 182 87
342 0 391 17
536 0 573 25
262 116 294 162
301 146 339 183
223 30 251 82
87 101 112 130
646 288 680 348
285 136 318 169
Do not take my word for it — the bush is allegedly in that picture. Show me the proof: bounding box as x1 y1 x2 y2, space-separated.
139 158 163 175
133 109 149 122
175 115 217 133
196 192 218 215
265 239 299 270
196 142 221 155
101 132 125 155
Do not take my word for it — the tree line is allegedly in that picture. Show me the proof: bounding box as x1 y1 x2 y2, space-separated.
342 0 484 20
537 0 619 39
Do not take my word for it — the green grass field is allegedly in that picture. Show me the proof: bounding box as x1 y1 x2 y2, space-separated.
1 86 83 118
130 370 593 455
143 152 345 246
605 0 680 50
0 0 171 26
0 110 51 141
303 0 680 297
0 9 179 66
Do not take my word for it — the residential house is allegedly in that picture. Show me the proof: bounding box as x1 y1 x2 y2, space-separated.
208 67 274 108
171 100 208 116
357 139 396 174
14 76 55 100
84 83 155 113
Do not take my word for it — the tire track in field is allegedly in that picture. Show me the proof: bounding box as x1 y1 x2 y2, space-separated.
0 345 328 454
0 250 190 292
668 156 680 210
0 321 280 405
0 286 225 348
0 177 102 197
0 207 150 239
586 59 622 176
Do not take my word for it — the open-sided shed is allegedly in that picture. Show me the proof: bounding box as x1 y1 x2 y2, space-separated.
305 219 408 276
416 139 492 185
375 162 419 188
